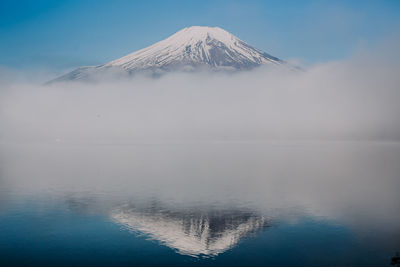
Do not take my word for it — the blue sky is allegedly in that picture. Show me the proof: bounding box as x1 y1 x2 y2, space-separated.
1 0 400 70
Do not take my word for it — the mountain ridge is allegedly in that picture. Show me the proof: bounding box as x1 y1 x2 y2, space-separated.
49 26 287 83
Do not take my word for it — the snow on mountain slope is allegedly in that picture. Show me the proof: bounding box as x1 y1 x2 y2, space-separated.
50 26 286 83
105 26 282 71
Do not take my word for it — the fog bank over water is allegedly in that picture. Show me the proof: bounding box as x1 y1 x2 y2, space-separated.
1 37 400 142
0 39 400 260
1 141 399 251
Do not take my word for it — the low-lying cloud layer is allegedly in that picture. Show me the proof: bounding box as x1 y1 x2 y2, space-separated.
1 37 399 143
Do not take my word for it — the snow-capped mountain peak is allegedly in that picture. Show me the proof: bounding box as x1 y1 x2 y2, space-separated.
105 25 281 71
49 26 285 83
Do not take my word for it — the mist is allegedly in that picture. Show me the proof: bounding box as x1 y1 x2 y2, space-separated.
1 37 400 143
1 35 400 255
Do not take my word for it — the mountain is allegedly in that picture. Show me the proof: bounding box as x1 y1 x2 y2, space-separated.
50 26 286 83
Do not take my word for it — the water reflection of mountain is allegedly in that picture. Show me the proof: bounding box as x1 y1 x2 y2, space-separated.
111 203 268 257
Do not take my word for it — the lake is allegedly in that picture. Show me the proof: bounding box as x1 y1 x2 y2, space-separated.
0 141 399 266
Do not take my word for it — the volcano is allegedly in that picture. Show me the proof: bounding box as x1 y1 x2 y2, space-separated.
50 26 286 82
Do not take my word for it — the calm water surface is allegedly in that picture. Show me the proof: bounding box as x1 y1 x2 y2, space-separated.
0 141 399 266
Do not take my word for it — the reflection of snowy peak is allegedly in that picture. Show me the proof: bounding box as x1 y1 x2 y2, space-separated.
111 205 268 257
50 26 285 83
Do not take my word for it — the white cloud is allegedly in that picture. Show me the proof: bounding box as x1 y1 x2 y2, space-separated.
1 39 399 143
